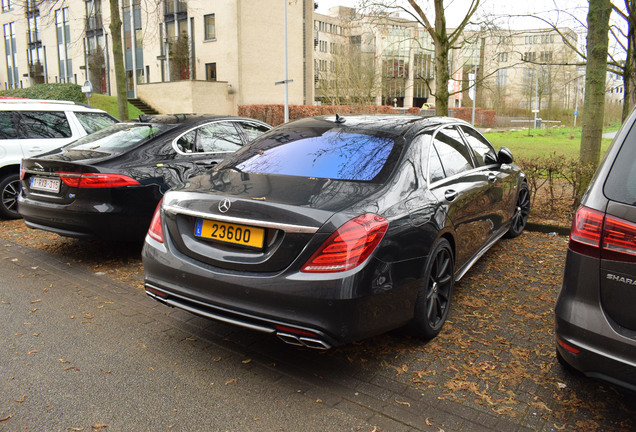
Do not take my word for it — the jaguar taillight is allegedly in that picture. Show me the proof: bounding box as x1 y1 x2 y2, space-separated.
58 172 140 188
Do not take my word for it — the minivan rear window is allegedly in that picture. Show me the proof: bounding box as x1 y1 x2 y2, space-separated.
604 125 636 205
230 130 399 182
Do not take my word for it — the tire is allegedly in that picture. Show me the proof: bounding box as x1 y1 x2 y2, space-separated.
0 173 21 220
411 238 454 339
505 182 530 238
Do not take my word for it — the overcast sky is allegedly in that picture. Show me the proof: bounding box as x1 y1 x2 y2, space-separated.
314 0 589 30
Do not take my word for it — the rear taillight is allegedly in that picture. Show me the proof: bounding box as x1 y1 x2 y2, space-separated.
58 172 140 188
602 215 636 261
147 200 164 243
301 213 388 273
569 206 636 262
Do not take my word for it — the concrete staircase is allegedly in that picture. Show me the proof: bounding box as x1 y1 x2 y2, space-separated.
128 98 159 115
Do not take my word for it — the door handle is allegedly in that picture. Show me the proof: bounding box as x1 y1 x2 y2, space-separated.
444 190 458 201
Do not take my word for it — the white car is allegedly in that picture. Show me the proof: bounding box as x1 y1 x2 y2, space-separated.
0 99 118 218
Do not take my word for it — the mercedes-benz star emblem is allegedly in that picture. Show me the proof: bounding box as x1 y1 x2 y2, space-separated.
218 199 231 213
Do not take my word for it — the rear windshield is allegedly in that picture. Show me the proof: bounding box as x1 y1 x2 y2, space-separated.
64 123 172 151
604 123 636 205
225 129 400 182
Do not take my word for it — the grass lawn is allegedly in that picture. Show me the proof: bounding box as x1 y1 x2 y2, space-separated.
88 93 144 120
483 127 614 160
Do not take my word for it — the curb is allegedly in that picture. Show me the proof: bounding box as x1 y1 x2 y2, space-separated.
526 221 570 236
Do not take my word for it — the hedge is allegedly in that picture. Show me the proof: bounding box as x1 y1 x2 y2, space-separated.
240 104 497 127
239 104 399 126
0 83 86 103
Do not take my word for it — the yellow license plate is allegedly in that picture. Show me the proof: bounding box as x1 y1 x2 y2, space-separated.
194 218 265 249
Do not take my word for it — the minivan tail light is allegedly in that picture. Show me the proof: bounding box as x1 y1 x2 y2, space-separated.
601 214 636 262
569 206 604 258
148 199 164 243
301 214 388 273
58 172 140 188
569 206 636 262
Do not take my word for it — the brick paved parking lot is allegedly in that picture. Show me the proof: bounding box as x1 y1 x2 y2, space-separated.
1 219 635 431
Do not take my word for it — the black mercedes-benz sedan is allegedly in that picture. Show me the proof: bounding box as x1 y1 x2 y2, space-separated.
18 114 271 241
142 114 529 348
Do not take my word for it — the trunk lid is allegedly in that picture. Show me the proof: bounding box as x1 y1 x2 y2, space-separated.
162 170 381 273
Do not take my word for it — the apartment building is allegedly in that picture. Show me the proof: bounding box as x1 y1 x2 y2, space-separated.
0 0 315 114
315 6 581 114
313 6 435 108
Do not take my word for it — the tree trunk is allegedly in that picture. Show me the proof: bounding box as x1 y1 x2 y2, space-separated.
621 0 635 121
433 0 449 116
109 0 129 121
577 0 612 204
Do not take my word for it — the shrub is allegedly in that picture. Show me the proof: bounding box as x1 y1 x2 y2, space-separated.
0 83 85 103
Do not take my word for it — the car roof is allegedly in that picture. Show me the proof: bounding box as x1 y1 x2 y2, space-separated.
0 99 107 113
135 113 270 126
285 114 471 137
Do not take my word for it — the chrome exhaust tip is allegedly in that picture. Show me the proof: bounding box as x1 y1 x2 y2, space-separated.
276 332 331 350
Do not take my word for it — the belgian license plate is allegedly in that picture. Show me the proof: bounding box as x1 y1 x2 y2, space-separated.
30 176 60 193
194 218 265 249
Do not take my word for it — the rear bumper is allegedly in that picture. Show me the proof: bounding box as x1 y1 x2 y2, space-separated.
142 234 420 347
18 193 156 241
555 250 636 392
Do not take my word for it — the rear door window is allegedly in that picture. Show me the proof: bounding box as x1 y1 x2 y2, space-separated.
432 126 474 178
0 112 18 139
231 130 399 182
238 121 271 142
197 122 243 152
19 111 72 138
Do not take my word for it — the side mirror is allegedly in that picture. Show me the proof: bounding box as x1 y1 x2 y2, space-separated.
497 147 514 165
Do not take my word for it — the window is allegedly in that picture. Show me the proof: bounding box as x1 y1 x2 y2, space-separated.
20 111 72 139
497 52 508 62
56 7 73 83
496 68 508 88
227 130 401 183
460 126 496 167
197 122 242 152
431 127 473 178
0 112 17 139
75 113 118 135
4 22 18 88
1 0 11 12
239 122 270 143
206 63 216 81
540 51 553 62
204 14 215 40
523 52 536 62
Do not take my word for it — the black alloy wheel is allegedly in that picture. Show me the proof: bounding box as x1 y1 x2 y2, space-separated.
0 173 21 220
411 238 454 339
506 182 530 238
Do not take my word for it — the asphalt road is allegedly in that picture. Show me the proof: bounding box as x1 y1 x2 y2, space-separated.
1 222 635 432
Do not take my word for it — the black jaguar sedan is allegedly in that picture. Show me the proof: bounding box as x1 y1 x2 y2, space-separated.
18 114 271 241
142 114 529 348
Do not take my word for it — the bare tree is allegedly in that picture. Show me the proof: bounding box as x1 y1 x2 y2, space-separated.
361 0 481 116
109 0 129 120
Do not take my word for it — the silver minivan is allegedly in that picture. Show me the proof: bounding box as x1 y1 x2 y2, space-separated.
555 107 636 392
0 99 117 218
